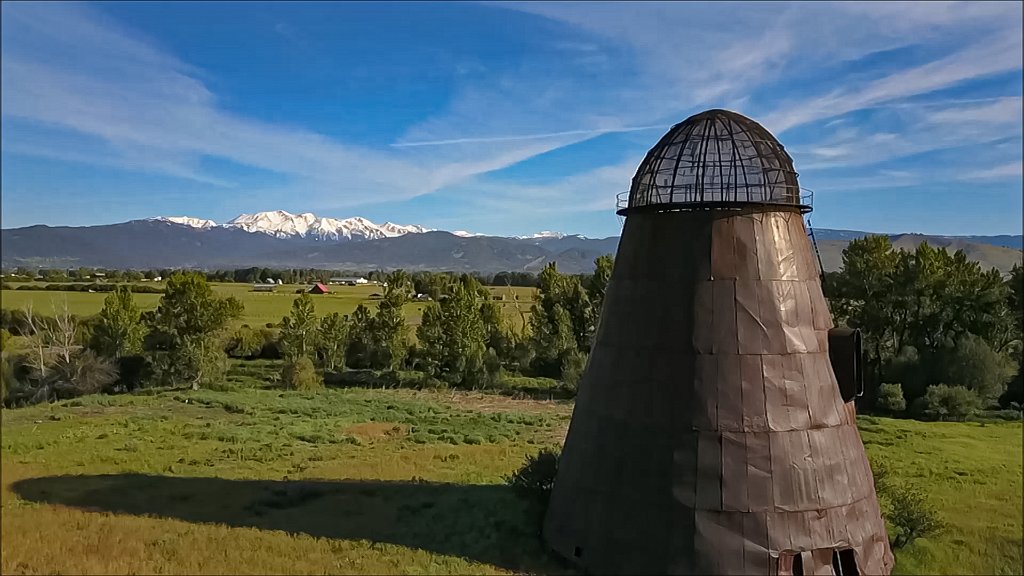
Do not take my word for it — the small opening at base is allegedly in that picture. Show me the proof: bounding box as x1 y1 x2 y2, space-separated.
573 546 583 558
832 549 859 576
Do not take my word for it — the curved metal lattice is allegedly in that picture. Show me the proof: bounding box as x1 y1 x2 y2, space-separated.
622 109 811 214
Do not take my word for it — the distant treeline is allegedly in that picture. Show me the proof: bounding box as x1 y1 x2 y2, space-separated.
1 266 544 288
3 282 163 294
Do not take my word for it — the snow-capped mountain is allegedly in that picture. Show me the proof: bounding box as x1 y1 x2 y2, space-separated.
152 210 433 241
150 216 217 229
516 231 567 240
147 210 584 242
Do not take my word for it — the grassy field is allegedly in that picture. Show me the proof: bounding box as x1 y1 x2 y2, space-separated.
0 362 1020 574
0 283 537 331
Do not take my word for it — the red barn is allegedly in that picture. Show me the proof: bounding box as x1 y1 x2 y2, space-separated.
308 282 330 294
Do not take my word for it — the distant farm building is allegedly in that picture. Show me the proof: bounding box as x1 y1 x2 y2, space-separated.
330 277 369 286
252 284 276 292
309 282 331 294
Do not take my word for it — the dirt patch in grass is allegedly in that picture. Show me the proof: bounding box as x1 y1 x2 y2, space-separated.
418 390 573 416
343 422 409 441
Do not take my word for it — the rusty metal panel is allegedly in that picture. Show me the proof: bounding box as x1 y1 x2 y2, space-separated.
766 510 793 554
810 548 835 576
807 428 837 509
695 510 728 574
783 355 812 430
693 280 714 353
712 217 738 279
746 431 774 512
794 281 820 353
758 280 789 354
722 431 750 511
672 432 698 508
734 212 761 280
713 280 740 355
770 213 800 280
770 431 797 512
763 355 792 431
788 511 813 550
773 281 807 353
790 430 821 512
718 354 744 431
696 431 722 510
742 355 769 431
694 354 719 430
737 279 768 354
743 512 772 576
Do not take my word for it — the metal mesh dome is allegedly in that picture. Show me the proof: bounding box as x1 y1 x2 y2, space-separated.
620 109 812 214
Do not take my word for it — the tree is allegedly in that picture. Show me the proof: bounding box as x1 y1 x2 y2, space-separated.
369 272 410 370
828 237 1015 406
1002 264 1024 407
145 272 242 389
345 304 375 369
885 484 945 549
90 286 145 359
227 326 264 359
7 304 119 405
280 294 319 361
529 303 577 378
317 312 348 372
416 282 489 387
560 349 588 395
281 355 322 391
914 384 982 421
938 334 1016 405
877 383 907 414
586 255 614 325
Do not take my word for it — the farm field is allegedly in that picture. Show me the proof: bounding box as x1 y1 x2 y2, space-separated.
0 283 537 331
0 363 1020 575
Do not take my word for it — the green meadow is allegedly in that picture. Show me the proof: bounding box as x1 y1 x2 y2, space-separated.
1 360 1020 575
0 283 537 332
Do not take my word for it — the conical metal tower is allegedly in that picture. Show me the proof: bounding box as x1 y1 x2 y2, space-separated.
543 109 893 576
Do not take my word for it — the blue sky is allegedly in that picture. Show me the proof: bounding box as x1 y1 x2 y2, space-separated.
1 1 1021 238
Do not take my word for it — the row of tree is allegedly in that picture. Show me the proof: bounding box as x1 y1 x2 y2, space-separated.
2 267 547 288
824 236 1022 413
3 237 1019 417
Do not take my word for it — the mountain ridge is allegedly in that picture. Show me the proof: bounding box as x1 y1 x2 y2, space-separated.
2 215 1020 275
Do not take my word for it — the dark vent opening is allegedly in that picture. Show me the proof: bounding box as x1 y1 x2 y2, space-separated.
573 546 583 558
833 549 859 576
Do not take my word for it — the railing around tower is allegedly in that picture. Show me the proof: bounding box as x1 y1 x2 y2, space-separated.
616 188 814 213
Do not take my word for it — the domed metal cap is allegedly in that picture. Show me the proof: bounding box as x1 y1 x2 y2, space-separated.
619 109 812 214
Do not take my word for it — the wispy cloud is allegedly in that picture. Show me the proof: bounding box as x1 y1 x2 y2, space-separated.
0 2 604 209
1 1 1020 234
959 162 1024 181
762 29 1022 133
392 124 663 147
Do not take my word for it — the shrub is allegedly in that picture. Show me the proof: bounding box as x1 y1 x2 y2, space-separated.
0 328 10 351
870 458 892 495
258 328 283 359
505 447 561 497
877 383 907 414
916 384 982 421
559 349 587 395
115 355 151 392
227 326 264 359
884 483 945 549
940 334 1017 405
281 356 322 392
